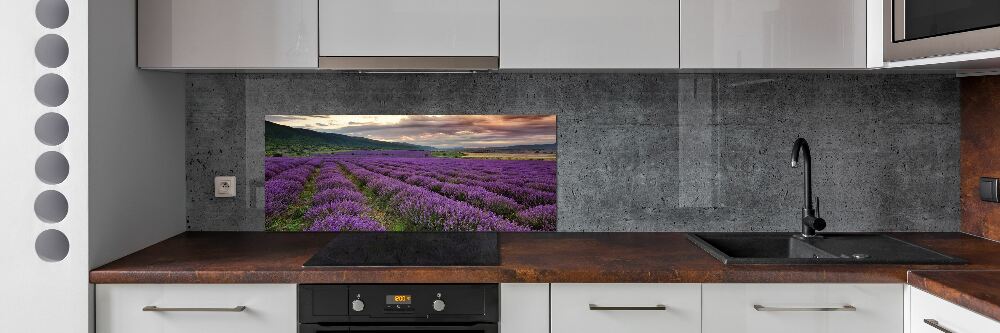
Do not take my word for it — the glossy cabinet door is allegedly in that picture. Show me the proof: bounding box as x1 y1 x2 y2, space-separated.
500 0 680 69
137 0 318 69
500 283 549 333
319 0 499 57
681 0 870 68
96 284 297 333
910 287 1000 333
702 283 903 333
551 283 701 333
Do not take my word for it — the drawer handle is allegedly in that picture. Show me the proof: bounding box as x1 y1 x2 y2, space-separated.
923 319 954 333
589 304 667 311
142 306 247 312
753 305 856 312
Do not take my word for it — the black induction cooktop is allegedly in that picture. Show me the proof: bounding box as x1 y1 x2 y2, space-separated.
303 232 500 267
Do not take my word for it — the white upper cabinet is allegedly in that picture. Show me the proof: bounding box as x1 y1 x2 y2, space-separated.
681 0 877 69
138 0 318 69
500 0 680 69
319 0 499 57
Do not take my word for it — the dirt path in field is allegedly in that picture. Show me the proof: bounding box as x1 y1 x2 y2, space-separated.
265 166 320 231
337 163 411 231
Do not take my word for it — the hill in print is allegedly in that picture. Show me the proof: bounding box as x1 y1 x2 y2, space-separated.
265 121 434 157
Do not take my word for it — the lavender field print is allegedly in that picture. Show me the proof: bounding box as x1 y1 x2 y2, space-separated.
264 115 557 232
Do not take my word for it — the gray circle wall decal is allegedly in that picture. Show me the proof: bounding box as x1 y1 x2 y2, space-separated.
34 73 69 107
35 151 70 184
35 190 69 223
36 0 69 29
35 229 70 262
35 112 69 145
35 34 69 68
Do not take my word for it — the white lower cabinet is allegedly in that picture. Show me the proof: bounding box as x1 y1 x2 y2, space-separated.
500 283 549 333
702 283 904 333
95 284 296 333
551 283 701 333
910 287 1000 333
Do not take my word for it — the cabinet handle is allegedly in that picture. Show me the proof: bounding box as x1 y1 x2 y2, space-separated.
923 319 954 333
753 305 856 312
588 304 667 311
142 306 247 312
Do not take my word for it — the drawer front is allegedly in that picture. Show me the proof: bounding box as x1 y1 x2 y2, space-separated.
703 283 903 333
551 283 701 333
911 287 1000 333
96 284 296 333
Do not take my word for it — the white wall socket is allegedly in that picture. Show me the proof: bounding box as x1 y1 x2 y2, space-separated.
215 176 236 198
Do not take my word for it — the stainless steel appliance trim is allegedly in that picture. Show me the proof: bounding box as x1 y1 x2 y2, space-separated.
753 304 856 312
588 304 667 311
142 305 247 312
318 57 499 71
884 0 1000 62
892 0 905 41
923 319 955 333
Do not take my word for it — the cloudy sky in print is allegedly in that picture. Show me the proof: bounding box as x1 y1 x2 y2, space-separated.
266 115 557 149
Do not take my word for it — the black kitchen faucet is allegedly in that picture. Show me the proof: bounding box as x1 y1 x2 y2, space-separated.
791 138 826 237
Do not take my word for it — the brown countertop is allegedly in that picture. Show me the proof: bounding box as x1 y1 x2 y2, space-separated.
90 232 1000 285
908 270 1000 322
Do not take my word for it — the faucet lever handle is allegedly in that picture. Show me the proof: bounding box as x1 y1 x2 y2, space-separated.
815 196 820 218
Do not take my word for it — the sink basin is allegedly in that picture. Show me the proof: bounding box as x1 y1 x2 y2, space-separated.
687 233 966 265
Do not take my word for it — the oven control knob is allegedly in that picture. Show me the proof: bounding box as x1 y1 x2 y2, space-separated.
432 299 446 312
351 299 365 312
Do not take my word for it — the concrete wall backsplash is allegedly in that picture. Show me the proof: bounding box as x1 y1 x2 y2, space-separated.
186 73 960 232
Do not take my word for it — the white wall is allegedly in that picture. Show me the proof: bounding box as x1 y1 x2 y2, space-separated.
1 0 185 331
0 0 90 331
88 0 187 270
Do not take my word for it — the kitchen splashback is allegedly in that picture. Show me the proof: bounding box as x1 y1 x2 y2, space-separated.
186 73 960 232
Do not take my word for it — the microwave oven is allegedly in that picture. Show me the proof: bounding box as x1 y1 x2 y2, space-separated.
885 0 1000 62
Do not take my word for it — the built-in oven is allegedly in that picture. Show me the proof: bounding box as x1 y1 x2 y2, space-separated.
885 0 1000 61
299 284 499 333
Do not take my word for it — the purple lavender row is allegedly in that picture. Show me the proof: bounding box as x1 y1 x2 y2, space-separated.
368 158 556 230
363 156 555 180
305 162 385 232
263 158 322 218
346 158 557 231
265 157 314 181
340 161 530 232
364 158 556 194
403 172 554 230
516 204 556 231
360 159 556 207
350 161 525 218
367 158 555 188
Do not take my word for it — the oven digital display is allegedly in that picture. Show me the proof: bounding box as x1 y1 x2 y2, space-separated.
386 295 412 305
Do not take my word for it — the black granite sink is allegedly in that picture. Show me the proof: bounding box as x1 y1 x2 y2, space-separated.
687 233 966 265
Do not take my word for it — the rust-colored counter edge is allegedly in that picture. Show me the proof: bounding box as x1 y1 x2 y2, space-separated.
908 270 1000 323
90 232 1000 285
